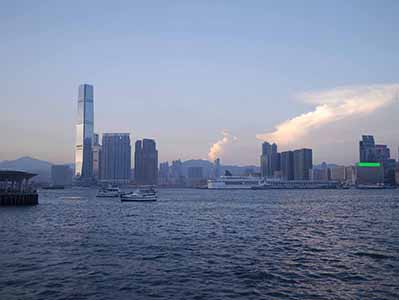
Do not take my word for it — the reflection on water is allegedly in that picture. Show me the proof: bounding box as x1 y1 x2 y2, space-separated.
0 188 398 299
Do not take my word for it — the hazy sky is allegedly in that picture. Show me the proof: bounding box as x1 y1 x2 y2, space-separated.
1 0 398 165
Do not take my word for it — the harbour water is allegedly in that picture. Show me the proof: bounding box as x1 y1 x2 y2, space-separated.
0 188 398 299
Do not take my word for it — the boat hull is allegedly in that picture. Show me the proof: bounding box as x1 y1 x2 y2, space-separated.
121 197 157 202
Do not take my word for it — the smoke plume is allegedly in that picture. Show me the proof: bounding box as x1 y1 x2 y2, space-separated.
208 131 238 161
256 84 399 146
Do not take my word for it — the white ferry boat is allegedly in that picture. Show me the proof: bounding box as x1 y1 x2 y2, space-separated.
121 188 157 202
207 176 262 190
96 186 121 197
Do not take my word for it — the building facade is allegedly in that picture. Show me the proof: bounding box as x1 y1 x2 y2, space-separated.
293 148 313 180
158 162 170 185
100 133 131 183
359 135 377 162
135 139 158 185
75 84 94 178
309 168 329 181
355 164 384 185
92 133 101 180
170 159 184 186
280 151 294 180
330 166 346 182
260 142 279 178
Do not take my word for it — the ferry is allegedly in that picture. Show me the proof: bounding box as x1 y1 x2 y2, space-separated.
252 179 339 190
121 188 157 202
96 186 121 197
207 176 262 190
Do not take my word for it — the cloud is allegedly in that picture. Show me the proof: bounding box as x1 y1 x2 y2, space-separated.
208 131 238 161
256 84 399 146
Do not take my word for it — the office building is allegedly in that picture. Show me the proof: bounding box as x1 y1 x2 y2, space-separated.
260 142 279 178
92 133 101 180
309 168 329 181
280 151 294 180
158 162 169 185
293 148 313 180
100 133 131 183
359 135 377 162
382 158 396 185
75 84 94 178
330 166 346 182
135 139 158 185
51 165 73 187
355 163 384 185
170 159 184 186
345 166 356 185
375 144 390 162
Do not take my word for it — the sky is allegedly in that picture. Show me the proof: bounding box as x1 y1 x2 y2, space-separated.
0 0 398 165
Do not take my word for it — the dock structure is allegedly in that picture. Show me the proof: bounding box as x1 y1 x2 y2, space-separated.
0 171 38 206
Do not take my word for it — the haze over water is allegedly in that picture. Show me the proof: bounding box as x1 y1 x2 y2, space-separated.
1 189 398 299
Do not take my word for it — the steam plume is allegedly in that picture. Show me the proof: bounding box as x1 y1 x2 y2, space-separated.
208 131 237 161
256 84 399 146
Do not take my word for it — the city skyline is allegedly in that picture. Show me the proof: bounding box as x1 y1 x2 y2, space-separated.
1 1 399 165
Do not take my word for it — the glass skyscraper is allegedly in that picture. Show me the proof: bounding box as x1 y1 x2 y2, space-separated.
75 84 94 178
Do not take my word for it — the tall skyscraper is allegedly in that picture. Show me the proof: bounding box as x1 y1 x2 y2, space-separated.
293 148 313 180
134 139 158 185
375 144 390 162
260 142 279 178
280 151 294 180
75 84 94 178
92 133 101 180
359 135 377 162
100 133 131 183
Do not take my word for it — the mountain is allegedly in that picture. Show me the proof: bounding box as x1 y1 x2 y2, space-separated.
0 156 53 183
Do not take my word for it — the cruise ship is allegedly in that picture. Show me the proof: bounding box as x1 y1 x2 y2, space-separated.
207 176 262 189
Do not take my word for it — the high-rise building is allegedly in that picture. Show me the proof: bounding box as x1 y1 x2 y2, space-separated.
135 139 158 185
170 159 184 186
158 162 169 185
293 148 313 180
375 144 390 162
280 151 294 180
92 133 101 180
75 84 94 178
100 133 131 183
260 142 279 178
359 135 377 162
51 165 73 187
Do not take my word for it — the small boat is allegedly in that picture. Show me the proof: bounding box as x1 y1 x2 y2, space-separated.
121 188 157 202
96 186 121 197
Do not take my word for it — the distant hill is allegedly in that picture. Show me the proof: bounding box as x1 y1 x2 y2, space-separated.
0 156 53 183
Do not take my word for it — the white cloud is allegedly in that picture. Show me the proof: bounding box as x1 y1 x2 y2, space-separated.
256 84 399 146
208 130 238 161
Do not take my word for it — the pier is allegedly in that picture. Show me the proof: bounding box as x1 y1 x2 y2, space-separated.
0 171 38 206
